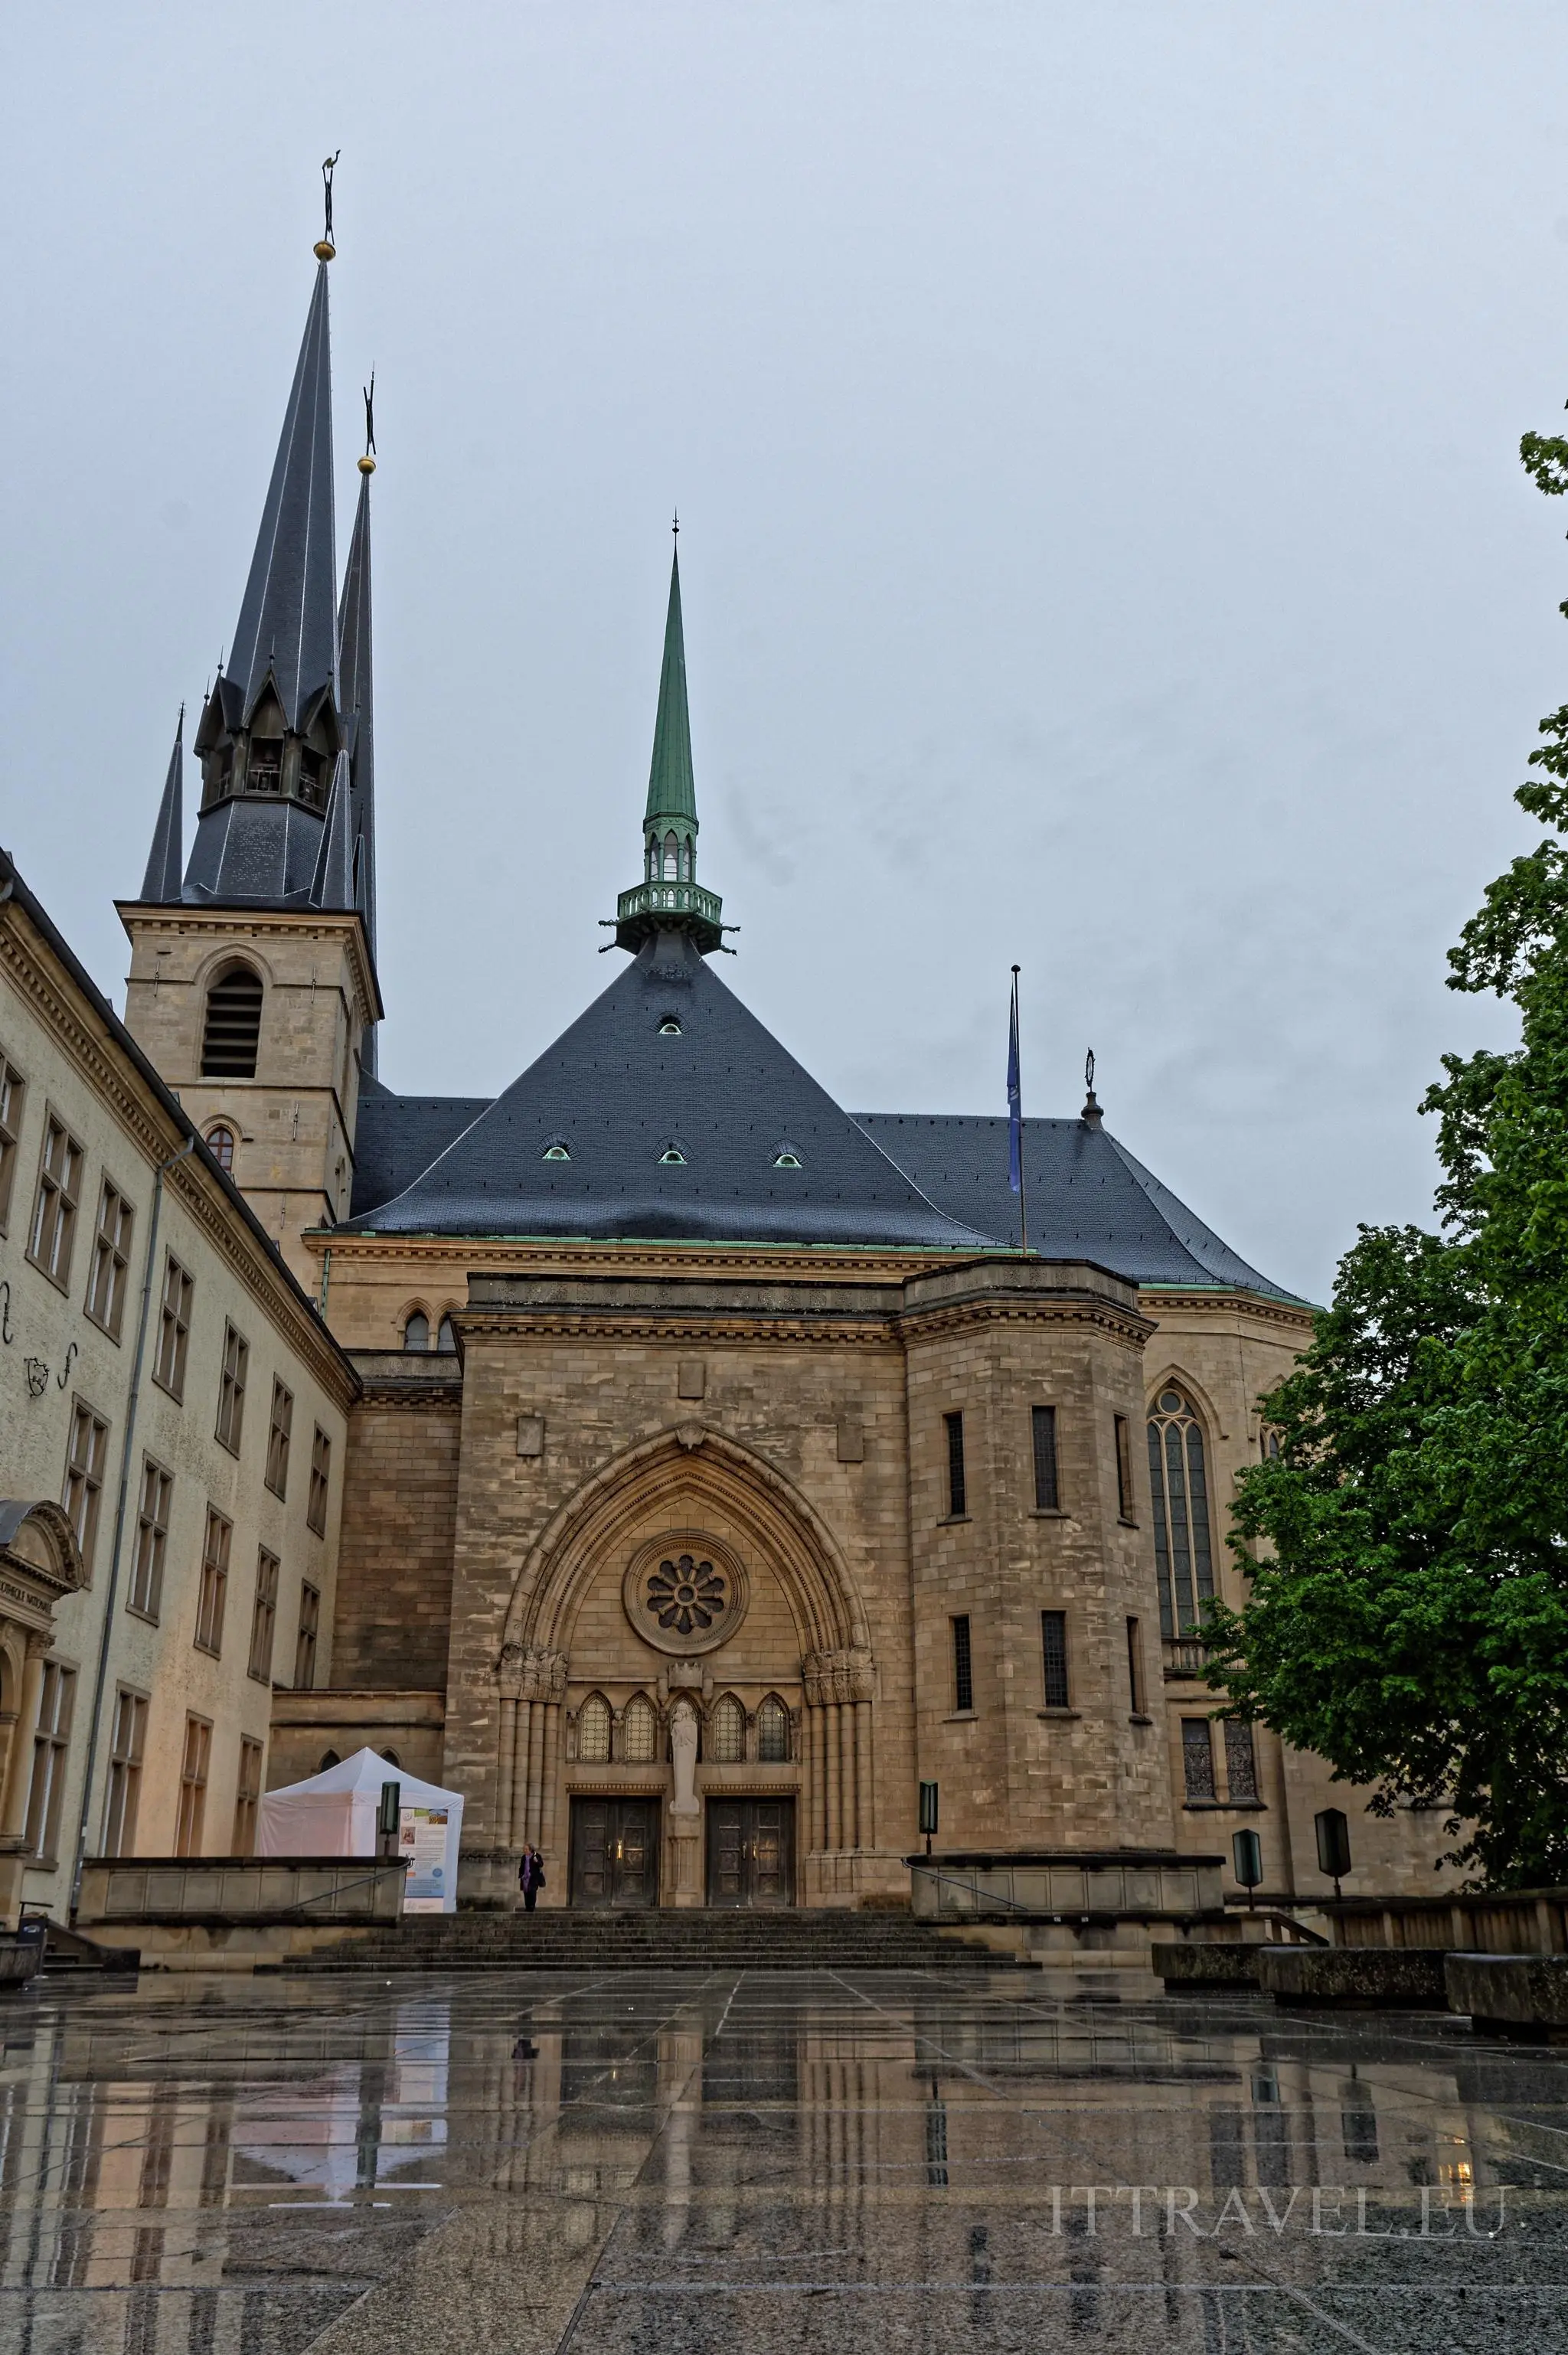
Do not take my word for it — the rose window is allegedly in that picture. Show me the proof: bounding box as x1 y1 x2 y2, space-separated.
645 1553 727 1635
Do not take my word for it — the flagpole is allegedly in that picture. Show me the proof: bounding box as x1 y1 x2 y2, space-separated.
1011 964 1028 1259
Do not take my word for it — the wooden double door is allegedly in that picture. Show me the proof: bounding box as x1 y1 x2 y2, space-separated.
706 1798 795 1909
570 1798 660 1909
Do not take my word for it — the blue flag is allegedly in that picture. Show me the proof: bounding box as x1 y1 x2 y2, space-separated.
1007 977 1022 1196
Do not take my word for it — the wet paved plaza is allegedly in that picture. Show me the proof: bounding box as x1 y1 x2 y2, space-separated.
0 1961 1564 2353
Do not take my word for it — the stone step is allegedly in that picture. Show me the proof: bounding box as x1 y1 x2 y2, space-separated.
286 1907 1019 1972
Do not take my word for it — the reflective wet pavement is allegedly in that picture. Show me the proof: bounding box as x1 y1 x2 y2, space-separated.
1 1961 1564 2353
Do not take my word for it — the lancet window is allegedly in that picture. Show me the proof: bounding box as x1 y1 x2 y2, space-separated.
1148 1385 1216 1638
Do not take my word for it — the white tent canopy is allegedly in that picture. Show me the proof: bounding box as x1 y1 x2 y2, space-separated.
256 1746 464 1912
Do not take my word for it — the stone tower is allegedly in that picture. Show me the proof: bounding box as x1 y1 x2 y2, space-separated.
119 233 381 1288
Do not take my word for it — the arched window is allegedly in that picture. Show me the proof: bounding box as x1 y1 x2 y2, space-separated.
622 1694 658 1764
663 830 678 880
205 1124 236 1173
436 1315 456 1353
757 1695 790 1762
710 1694 745 1763
403 1311 430 1351
201 964 263 1080
318 1749 341 1771
679 835 692 880
577 1694 612 1762
1147 1385 1216 1638
381 1749 400 1769
647 836 658 881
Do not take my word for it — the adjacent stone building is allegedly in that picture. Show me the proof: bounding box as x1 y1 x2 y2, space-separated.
2 218 1450 1922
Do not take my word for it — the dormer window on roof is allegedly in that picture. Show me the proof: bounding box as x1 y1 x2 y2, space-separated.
773 1145 803 1169
657 1143 688 1165
658 1016 683 1035
541 1142 571 1161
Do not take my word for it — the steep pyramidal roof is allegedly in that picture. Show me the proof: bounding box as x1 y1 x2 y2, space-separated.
354 929 988 1249
337 461 377 956
224 259 338 732
139 713 185 902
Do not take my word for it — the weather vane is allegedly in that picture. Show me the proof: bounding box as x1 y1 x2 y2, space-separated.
315 151 341 259
672 508 680 539
359 371 377 475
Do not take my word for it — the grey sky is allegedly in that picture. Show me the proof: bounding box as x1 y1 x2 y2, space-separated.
3 2 1564 1302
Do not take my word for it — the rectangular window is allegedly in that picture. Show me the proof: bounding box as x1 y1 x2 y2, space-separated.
1126 1617 1145 1715
944 1411 966 1518
233 1736 263 1855
152 1254 194 1399
1181 1716 1217 1804
84 1178 135 1341
214 1321 248 1454
1223 1719 1259 1803
1114 1413 1135 1520
1031 1404 1059 1511
129 1457 173 1621
101 1687 148 1857
175 1715 211 1857
265 1379 293 1498
61 1401 109 1581
24 1661 76 1861
307 1426 331 1536
951 1612 974 1713
0 1051 27 1232
28 1112 83 1288
294 1582 320 1690
249 1549 279 1684
1040 1610 1070 1709
194 1508 230 1656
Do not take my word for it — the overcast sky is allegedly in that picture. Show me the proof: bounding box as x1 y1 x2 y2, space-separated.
4 2 1566 1300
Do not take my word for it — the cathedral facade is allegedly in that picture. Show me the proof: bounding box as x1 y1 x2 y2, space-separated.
103 227 1449 1915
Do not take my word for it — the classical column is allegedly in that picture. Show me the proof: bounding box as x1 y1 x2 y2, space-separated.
539 1702 562 1864
524 1700 546 1847
854 1700 874 1850
808 1707 826 1855
838 1702 857 1853
0 1635 48 1843
824 1703 841 1852
495 1699 518 1850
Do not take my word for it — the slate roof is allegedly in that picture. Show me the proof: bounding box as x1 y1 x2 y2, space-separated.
351 1078 492 1220
348 929 989 1249
854 1114 1299 1298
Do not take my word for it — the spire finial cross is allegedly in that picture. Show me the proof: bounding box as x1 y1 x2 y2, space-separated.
315 152 341 259
1085 1047 1095 1093
671 509 680 539
364 371 376 457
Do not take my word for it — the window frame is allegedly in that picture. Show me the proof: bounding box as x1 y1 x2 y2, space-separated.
756 1694 791 1763
101 1687 149 1857
61 1399 110 1584
1181 1716 1218 1805
0 1049 26 1233
265 1378 293 1499
1223 1717 1260 1804
1031 1403 1060 1512
306 1426 331 1536
214 1321 249 1455
249 1548 279 1685
1147 1385 1218 1638
1113 1413 1135 1523
294 1581 320 1690
709 1693 746 1764
175 1714 212 1857
84 1175 136 1342
577 1691 612 1763
129 1455 173 1622
152 1253 194 1400
200 962 263 1081
24 1659 76 1863
943 1410 967 1520
951 1612 975 1715
1040 1609 1071 1710
1126 1616 1147 1716
27 1107 84 1291
233 1736 264 1855
194 1507 231 1657
621 1693 658 1765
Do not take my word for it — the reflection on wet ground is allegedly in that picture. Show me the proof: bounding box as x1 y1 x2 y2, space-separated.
0 1961 1564 2352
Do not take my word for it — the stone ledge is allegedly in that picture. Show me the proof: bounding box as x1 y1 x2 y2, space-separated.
1152 1942 1261 1988
1446 1952 1568 2040
1257 1946 1451 2008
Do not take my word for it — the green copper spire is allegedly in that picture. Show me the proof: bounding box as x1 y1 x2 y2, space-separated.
612 533 727 954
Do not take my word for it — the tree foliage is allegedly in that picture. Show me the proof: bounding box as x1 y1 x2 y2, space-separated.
1205 420 1568 1888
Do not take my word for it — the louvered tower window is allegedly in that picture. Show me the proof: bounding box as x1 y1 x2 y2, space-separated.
201 966 263 1079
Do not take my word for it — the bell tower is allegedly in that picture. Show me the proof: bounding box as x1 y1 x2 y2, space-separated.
119 204 382 1289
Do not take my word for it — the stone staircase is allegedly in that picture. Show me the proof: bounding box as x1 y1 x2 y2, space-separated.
289 1906 1024 1973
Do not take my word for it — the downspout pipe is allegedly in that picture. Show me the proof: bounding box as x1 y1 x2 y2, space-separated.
69 1135 198 1916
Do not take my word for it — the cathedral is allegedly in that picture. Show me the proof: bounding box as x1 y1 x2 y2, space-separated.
103 224 1447 1916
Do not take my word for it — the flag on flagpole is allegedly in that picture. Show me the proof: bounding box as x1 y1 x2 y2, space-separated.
1007 969 1023 1197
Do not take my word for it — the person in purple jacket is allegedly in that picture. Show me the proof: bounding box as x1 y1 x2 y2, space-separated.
518 1846 545 1912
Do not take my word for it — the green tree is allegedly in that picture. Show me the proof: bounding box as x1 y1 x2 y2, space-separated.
1206 417 1568 1889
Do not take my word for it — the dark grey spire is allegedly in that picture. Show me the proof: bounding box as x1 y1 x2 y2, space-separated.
310 753 356 910
337 459 377 959
227 260 338 731
181 252 349 910
138 710 185 902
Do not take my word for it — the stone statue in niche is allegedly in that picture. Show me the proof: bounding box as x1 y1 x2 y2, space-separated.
669 1697 700 1818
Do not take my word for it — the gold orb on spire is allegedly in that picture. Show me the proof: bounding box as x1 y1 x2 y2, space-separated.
358 453 377 475
314 238 336 261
